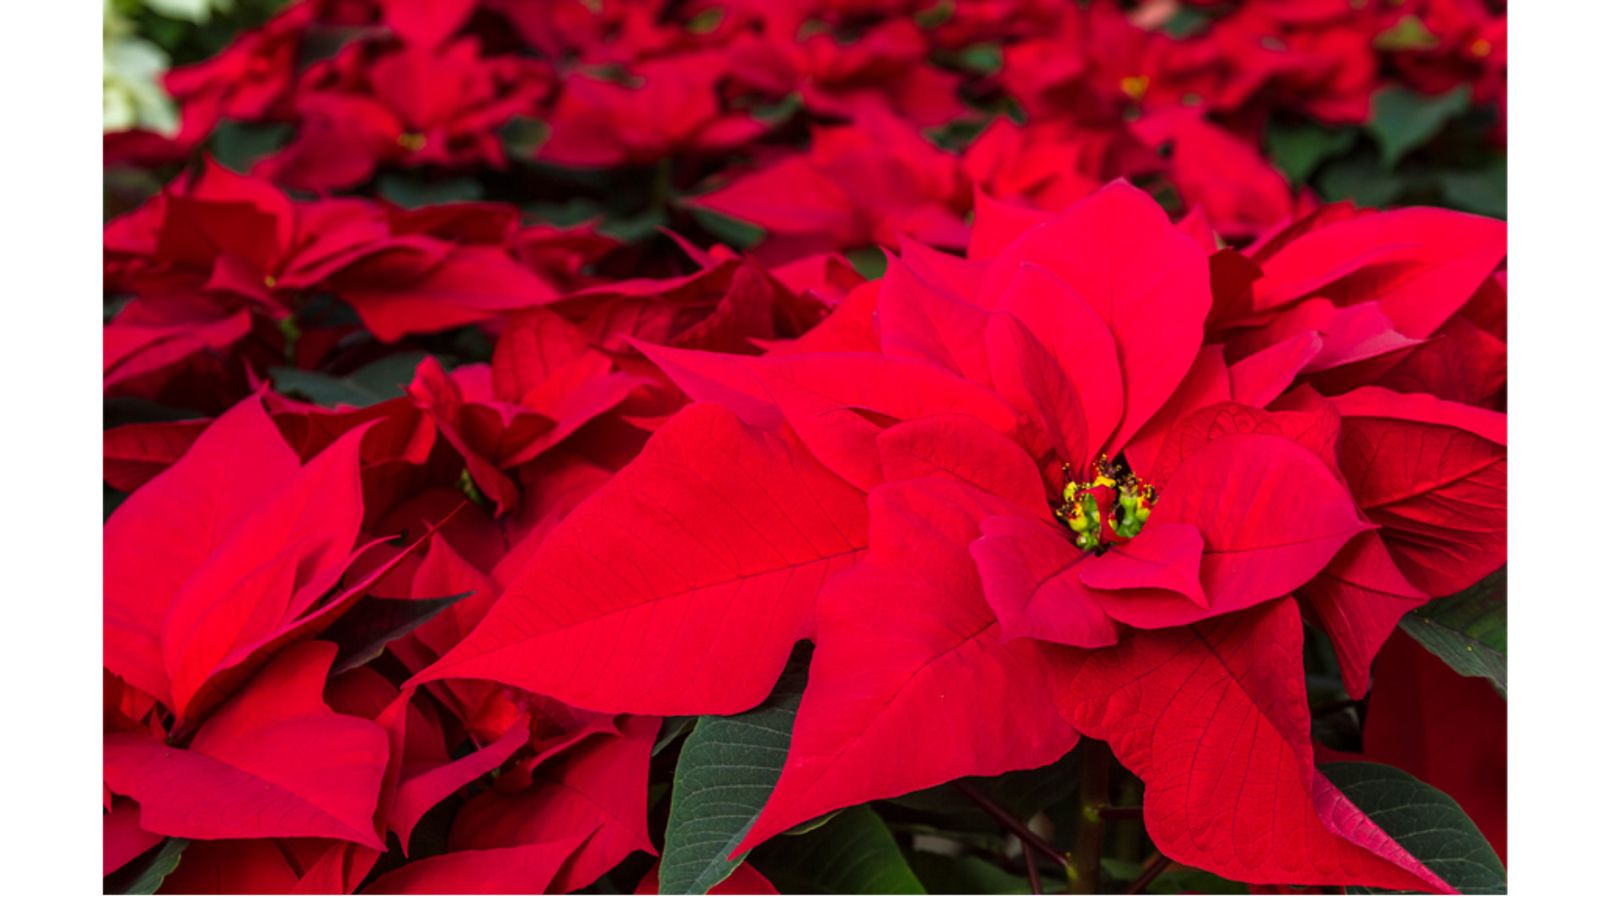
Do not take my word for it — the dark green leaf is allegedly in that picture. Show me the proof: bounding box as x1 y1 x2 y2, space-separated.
685 6 726 34
270 368 370 407
1369 85 1472 168
783 809 843 837
347 352 429 399
501 117 551 163
1160 7 1213 39
910 852 1064 895
751 92 804 124
925 115 992 153
1266 120 1359 184
1316 153 1407 208
377 174 486 209
687 207 767 249
269 352 426 408
597 207 669 244
1321 762 1506 894
954 43 1002 75
653 716 697 757
210 120 292 173
324 592 471 675
658 647 808 893
753 805 925 894
1400 568 1506 696
1439 157 1507 218
106 837 188 894
847 246 888 280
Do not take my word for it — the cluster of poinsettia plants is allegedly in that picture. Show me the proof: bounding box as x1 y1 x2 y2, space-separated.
103 0 1509 894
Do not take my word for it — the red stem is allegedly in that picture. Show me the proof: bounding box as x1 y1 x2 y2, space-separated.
953 781 1072 871
1123 853 1171 895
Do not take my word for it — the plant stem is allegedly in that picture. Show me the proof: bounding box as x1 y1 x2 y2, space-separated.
1123 853 1170 895
1023 843 1042 895
953 781 1072 870
1069 740 1112 894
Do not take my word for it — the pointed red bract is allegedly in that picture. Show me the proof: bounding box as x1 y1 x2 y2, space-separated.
361 834 588 894
1298 533 1428 698
1051 600 1449 892
970 513 1120 648
1332 387 1507 596
419 403 869 714
104 396 298 706
737 479 1079 852
103 642 389 848
1363 634 1508 859
1251 207 1506 338
452 715 659 892
978 181 1212 455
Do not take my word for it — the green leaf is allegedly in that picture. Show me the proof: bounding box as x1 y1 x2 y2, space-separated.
349 352 429 396
909 852 1064 894
925 115 992 153
1266 120 1359 184
685 6 726 34
106 837 188 894
323 592 471 675
501 116 551 163
377 174 486 209
597 207 669 244
658 647 809 894
782 809 843 837
954 43 1002 75
688 207 767 249
1315 153 1407 208
847 246 888 280
1160 7 1213 39
1400 568 1506 696
753 805 925 894
653 716 697 757
1320 762 1506 894
1439 157 1507 218
1369 85 1472 168
210 119 292 173
269 352 427 408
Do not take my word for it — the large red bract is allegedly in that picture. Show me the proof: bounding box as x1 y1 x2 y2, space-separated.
102 0 1507 893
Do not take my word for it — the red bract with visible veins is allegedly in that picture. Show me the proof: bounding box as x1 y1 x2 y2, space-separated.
100 0 1509 890
419 181 1503 891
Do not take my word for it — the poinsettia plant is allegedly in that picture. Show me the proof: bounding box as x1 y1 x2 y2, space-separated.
105 0 1507 894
